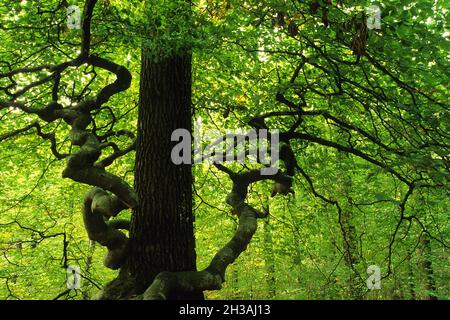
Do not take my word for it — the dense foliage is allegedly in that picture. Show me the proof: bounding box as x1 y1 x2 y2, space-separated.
0 0 448 299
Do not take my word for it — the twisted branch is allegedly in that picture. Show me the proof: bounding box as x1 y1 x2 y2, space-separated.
143 166 279 300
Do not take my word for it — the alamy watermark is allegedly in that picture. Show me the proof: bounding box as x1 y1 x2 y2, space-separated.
366 5 381 30
67 5 81 30
171 120 280 176
366 265 381 290
66 266 81 290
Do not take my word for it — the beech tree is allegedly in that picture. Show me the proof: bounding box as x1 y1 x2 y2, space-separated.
0 0 448 300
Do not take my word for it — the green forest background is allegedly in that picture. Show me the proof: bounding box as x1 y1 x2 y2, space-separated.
0 0 448 299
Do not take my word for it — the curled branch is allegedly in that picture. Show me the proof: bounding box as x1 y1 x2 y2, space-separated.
83 188 129 269
143 166 276 300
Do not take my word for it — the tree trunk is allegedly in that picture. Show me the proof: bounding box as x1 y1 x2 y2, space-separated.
406 250 417 300
420 236 437 300
336 153 362 299
230 267 239 299
97 0 202 300
263 218 276 298
121 49 201 299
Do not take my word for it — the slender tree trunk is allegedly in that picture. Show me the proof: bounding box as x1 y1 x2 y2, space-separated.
420 236 437 300
230 267 239 299
407 250 417 300
230 223 240 299
336 154 362 299
263 218 276 298
340 208 361 299
82 241 96 300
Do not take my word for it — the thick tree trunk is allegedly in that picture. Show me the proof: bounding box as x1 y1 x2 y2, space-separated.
95 1 202 300
120 50 201 299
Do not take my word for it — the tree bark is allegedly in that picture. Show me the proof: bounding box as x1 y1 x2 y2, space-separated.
119 49 202 299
